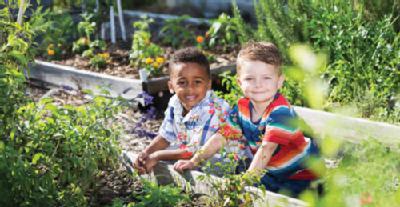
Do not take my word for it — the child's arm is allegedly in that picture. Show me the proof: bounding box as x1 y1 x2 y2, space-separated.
133 135 170 174
141 148 192 173
174 133 226 173
247 141 278 175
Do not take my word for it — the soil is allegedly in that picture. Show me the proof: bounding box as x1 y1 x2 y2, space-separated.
38 45 238 80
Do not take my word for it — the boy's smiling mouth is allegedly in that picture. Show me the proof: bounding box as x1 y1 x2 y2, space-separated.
185 95 197 101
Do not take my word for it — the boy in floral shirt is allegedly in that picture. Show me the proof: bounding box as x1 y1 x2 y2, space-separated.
133 47 230 174
174 42 320 197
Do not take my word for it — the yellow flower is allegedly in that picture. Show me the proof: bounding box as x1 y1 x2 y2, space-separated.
196 35 204 44
78 37 89 45
152 62 159 68
156 57 165 64
47 49 55 56
145 57 154 64
99 53 110 59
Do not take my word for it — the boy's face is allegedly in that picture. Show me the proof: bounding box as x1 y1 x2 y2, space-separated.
168 62 211 112
237 60 284 105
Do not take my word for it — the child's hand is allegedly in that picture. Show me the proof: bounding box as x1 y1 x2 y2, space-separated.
143 153 159 173
173 160 195 173
133 151 149 174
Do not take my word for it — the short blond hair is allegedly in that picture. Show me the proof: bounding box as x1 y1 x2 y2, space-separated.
237 41 283 74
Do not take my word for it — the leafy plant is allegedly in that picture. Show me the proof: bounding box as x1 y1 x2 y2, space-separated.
199 155 262 206
159 15 194 48
38 11 76 60
207 13 241 51
0 94 123 206
307 139 400 207
129 17 164 78
0 3 123 206
72 13 97 54
133 180 189 207
215 71 242 106
89 52 110 70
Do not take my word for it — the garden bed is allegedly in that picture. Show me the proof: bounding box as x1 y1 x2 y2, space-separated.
30 85 212 206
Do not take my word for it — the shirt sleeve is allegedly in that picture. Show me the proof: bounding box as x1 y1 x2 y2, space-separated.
218 105 243 140
262 106 299 145
158 105 176 143
198 98 231 145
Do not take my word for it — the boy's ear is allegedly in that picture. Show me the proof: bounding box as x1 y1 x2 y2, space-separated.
237 77 242 87
278 74 285 89
168 81 175 94
207 79 212 89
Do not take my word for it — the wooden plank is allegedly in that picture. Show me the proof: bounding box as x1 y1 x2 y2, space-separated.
27 60 143 99
28 60 236 97
294 106 400 144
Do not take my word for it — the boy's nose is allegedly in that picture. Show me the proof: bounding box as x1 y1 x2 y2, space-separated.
187 82 196 91
255 78 263 88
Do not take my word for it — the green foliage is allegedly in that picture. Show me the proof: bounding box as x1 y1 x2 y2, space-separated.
0 3 43 137
200 155 262 206
39 11 76 60
308 10 400 107
0 95 122 206
206 13 240 52
73 13 99 54
308 139 400 207
215 71 242 106
89 52 109 70
0 3 122 206
133 180 189 207
230 0 252 44
72 37 90 54
159 15 194 48
129 17 164 78
77 13 96 41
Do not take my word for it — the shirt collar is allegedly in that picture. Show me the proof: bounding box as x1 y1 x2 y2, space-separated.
172 90 214 122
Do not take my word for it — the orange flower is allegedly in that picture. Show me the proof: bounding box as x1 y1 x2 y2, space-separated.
47 49 55 56
196 35 204 44
360 193 373 206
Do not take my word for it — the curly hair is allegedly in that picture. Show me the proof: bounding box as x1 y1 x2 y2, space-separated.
169 47 210 78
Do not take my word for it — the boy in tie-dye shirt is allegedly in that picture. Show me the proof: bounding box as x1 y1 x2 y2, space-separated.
174 42 320 197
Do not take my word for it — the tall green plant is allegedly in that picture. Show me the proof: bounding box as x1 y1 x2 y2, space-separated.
0 5 37 136
0 3 123 206
159 15 194 48
129 17 164 77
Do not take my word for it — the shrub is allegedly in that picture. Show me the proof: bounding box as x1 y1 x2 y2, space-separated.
159 15 194 48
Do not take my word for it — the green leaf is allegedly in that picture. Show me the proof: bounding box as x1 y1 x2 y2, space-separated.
32 153 44 164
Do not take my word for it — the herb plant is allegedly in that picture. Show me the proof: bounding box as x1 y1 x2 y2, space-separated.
159 15 194 48
129 17 164 78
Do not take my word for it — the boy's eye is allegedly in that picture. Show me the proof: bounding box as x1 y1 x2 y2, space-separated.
177 81 186 86
245 77 253 81
195 80 203 84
